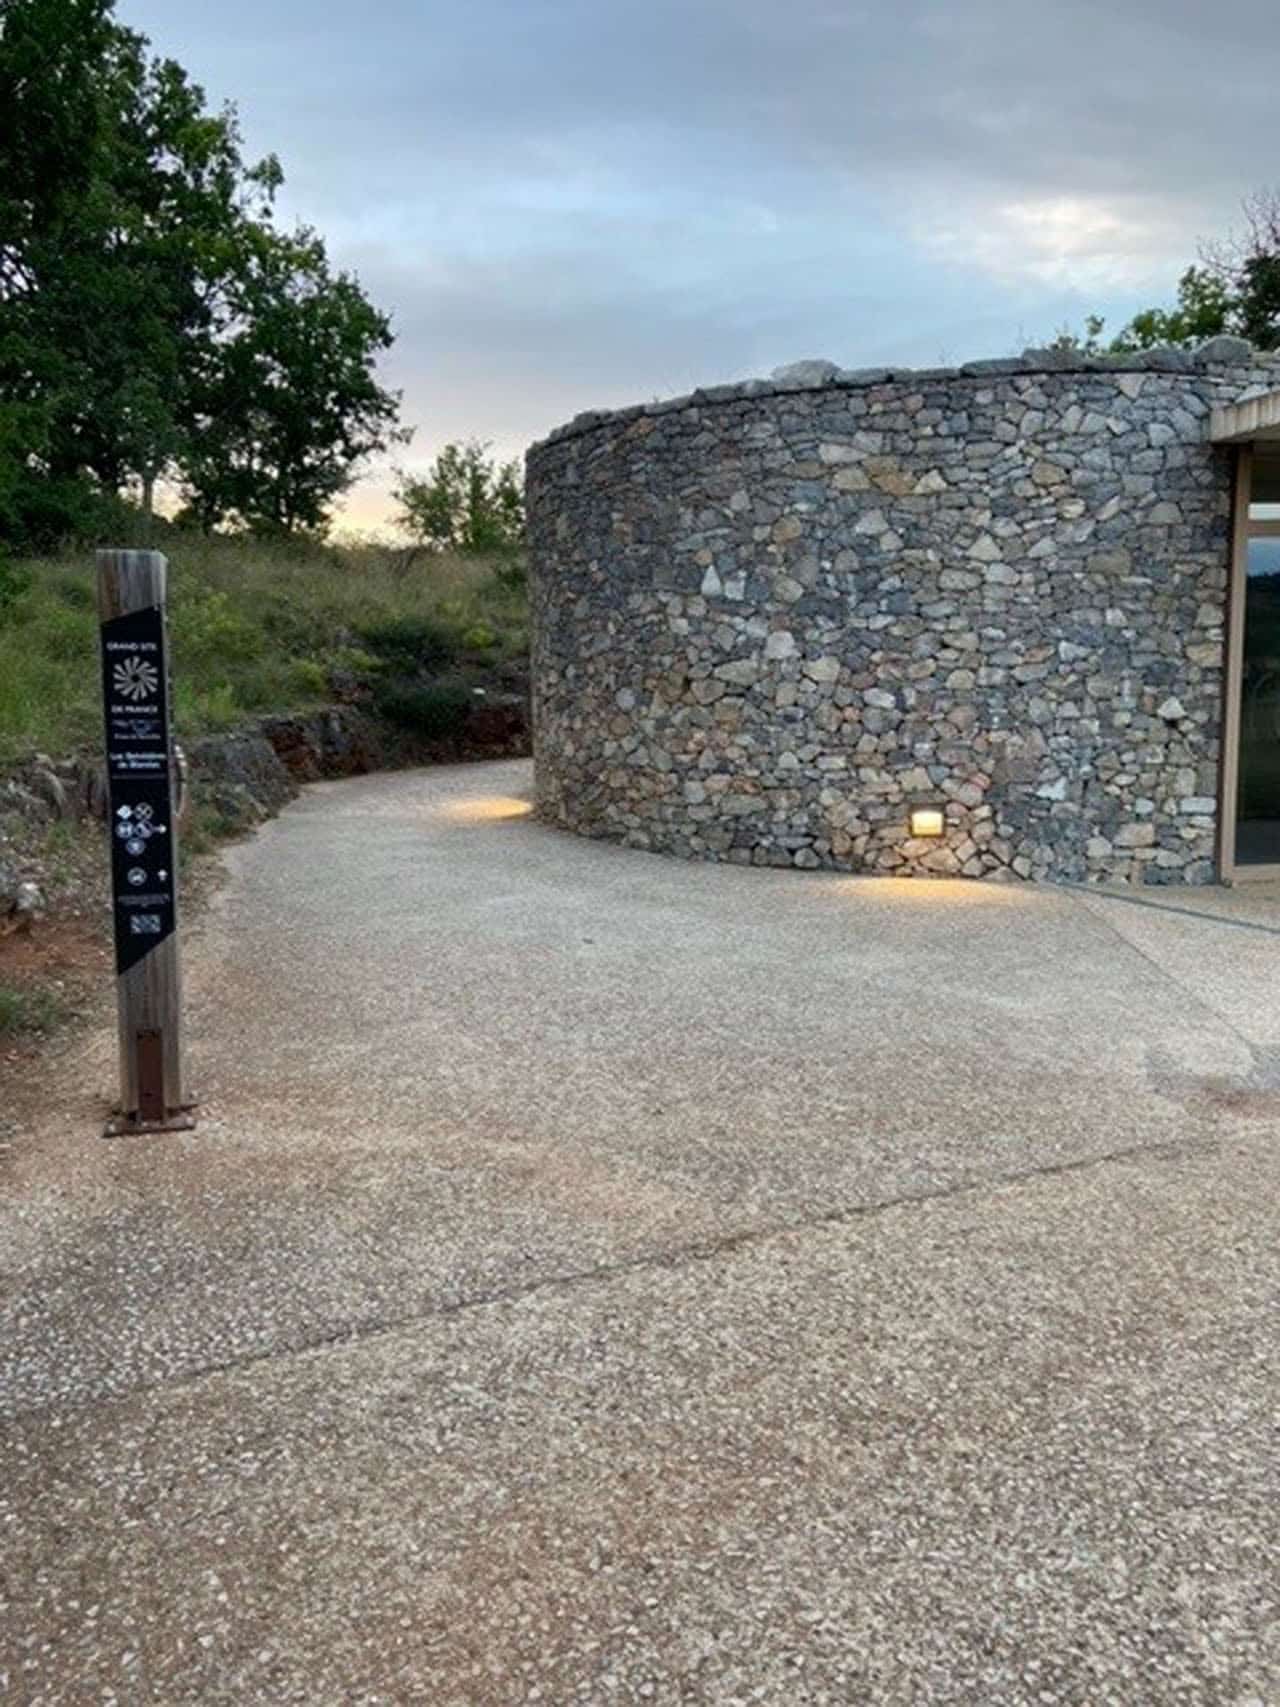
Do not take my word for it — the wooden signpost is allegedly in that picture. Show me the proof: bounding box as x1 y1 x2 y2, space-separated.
97 549 195 1135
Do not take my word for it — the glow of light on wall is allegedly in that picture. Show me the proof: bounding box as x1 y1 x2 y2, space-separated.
439 797 533 823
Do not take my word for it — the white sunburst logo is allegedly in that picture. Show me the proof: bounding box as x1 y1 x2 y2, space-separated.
113 657 159 702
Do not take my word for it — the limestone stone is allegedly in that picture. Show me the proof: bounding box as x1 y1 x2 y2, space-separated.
771 359 839 385
802 657 841 684
832 467 871 492
1114 822 1157 848
1192 334 1254 365
714 659 759 687
968 534 1002 562
1031 460 1067 487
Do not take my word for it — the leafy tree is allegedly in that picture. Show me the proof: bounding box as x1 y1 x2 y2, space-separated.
180 223 405 534
1212 192 1280 349
395 440 525 554
0 0 114 293
70 42 281 522
1 0 119 543
1056 191 1280 355
1109 267 1233 351
0 0 402 548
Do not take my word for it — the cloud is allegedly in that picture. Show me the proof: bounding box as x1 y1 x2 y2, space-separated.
117 0 1277 525
906 192 1195 292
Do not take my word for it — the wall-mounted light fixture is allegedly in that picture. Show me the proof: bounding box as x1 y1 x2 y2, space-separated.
908 806 946 838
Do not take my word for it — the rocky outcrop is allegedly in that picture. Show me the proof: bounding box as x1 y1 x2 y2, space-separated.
189 694 531 829
2 755 107 823
185 729 299 831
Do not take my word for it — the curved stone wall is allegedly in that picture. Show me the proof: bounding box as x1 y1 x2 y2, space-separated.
528 343 1272 884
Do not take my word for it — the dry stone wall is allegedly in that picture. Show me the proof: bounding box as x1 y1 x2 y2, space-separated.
528 340 1275 884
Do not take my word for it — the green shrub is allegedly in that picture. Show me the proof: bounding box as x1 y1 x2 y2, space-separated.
188 681 241 731
358 613 456 672
376 677 473 739
172 586 263 671
327 645 383 679
287 658 330 698
461 622 497 652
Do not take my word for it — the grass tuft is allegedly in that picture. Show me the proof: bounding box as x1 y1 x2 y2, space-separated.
0 982 70 1037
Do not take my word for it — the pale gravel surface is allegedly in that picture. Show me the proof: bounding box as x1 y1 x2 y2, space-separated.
2 760 1278 1704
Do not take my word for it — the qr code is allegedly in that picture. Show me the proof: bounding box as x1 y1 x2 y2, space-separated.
129 914 162 936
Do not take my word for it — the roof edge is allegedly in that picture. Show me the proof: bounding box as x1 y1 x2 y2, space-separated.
528 336 1267 460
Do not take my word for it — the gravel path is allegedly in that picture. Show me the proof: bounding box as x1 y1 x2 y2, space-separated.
3 759 1279 1704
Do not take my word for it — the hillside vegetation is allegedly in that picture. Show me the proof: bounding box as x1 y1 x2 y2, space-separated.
0 536 528 764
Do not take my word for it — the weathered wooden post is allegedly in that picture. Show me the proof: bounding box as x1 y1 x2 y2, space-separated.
97 550 195 1135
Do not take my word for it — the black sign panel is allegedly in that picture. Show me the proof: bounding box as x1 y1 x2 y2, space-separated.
100 606 177 974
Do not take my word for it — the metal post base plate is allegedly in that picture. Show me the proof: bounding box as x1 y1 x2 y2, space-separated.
103 1103 198 1138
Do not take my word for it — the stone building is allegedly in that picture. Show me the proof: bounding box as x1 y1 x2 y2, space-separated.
526 339 1280 885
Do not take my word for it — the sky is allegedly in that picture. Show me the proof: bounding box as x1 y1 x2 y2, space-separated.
118 0 1280 534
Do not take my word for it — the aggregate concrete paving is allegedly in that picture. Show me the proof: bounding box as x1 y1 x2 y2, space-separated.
2 759 1278 1704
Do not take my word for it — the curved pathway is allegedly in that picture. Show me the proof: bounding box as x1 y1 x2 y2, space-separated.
3 761 1279 1703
